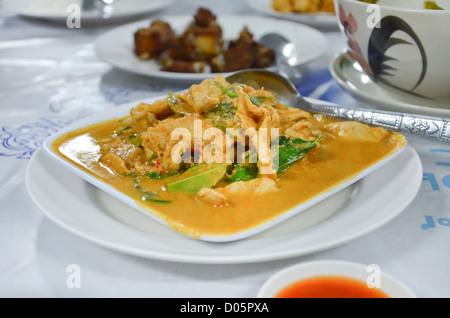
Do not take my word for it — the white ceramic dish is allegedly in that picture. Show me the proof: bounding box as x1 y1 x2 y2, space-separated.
27 134 421 263
246 0 339 28
335 0 450 99
39 95 408 243
1 0 177 22
257 260 416 297
94 15 328 80
330 51 450 117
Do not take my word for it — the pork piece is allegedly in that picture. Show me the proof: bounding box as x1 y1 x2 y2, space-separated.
283 120 317 141
217 177 280 196
197 187 228 205
212 27 275 72
276 103 312 132
324 121 389 143
292 0 321 13
100 139 145 175
134 20 177 60
141 116 215 171
320 0 335 12
187 77 226 113
180 8 223 62
129 100 172 131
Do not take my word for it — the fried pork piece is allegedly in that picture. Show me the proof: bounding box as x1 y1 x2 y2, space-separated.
211 27 275 72
324 121 389 143
180 8 223 61
293 0 321 13
272 0 335 13
134 20 177 60
272 0 293 12
158 8 223 73
320 0 335 12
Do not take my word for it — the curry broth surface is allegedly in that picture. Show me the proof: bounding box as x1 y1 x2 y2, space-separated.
52 116 405 238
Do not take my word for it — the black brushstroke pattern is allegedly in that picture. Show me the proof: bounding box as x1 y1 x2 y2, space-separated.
368 15 427 92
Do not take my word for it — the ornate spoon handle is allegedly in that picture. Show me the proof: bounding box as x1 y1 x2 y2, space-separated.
307 102 450 143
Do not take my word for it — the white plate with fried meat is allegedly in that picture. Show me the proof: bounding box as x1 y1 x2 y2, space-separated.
94 8 328 80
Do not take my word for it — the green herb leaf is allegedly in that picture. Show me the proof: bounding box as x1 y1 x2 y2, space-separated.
121 172 139 178
145 171 178 179
142 197 171 203
249 95 275 107
277 135 322 173
215 81 238 98
228 164 259 182
205 102 237 131
117 125 131 136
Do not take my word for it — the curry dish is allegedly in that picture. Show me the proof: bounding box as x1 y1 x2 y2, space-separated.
52 76 405 239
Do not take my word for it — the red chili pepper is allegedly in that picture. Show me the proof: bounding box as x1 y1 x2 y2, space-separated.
155 158 165 173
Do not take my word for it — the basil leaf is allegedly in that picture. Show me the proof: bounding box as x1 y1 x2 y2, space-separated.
205 102 237 131
277 135 322 173
228 164 259 182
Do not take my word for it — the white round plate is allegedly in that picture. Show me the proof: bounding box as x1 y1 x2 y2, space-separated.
94 15 328 81
25 99 422 264
330 51 450 117
1 0 177 22
257 260 416 298
246 0 338 28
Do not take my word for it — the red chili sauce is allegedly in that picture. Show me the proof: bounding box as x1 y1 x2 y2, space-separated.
275 275 390 298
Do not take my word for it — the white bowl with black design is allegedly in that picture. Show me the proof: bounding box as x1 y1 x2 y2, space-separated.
334 0 450 100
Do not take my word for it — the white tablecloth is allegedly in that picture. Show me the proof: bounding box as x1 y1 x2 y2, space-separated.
1 0 449 298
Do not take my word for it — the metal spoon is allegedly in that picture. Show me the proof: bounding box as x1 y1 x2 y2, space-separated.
225 69 450 143
258 33 302 84
82 0 114 18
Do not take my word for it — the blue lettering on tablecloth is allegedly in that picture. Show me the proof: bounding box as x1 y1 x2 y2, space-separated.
422 216 450 230
0 117 79 159
422 149 450 191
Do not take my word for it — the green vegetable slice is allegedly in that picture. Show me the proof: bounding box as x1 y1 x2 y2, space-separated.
277 135 322 173
130 134 142 147
166 163 230 194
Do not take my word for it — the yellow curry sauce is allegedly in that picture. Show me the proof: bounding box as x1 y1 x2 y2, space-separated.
51 76 406 238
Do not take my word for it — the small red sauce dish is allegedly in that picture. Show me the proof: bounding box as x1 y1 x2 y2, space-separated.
257 260 416 298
